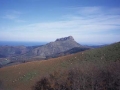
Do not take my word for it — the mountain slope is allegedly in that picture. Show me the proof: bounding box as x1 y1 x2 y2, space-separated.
0 36 88 67
46 47 90 58
32 36 81 58
0 42 120 90
0 46 29 58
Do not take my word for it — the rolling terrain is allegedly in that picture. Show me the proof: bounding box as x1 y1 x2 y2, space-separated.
0 42 120 90
0 36 89 67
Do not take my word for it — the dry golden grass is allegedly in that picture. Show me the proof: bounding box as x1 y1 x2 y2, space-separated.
0 52 84 90
0 42 120 90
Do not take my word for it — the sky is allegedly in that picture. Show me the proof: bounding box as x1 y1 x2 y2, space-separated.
0 0 120 45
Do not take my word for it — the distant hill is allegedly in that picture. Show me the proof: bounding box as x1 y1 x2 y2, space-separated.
0 46 28 58
0 36 89 67
32 36 83 58
0 42 119 90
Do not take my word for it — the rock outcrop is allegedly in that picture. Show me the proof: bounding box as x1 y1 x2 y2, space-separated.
0 36 89 67
32 36 81 58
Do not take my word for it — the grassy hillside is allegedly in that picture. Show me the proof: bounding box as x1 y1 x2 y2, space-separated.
0 42 120 90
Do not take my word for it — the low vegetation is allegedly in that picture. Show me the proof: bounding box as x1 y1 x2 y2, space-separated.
33 61 120 90
0 42 120 90
33 42 120 90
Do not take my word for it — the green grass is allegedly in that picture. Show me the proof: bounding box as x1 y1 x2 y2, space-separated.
0 42 120 90
20 71 38 82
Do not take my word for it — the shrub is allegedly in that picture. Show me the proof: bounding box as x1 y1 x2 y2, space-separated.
33 62 120 90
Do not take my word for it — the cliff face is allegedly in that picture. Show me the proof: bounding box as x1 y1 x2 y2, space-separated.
33 36 81 58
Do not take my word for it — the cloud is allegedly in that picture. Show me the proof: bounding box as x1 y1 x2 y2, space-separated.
78 6 102 15
4 14 17 20
0 7 120 44
3 10 25 22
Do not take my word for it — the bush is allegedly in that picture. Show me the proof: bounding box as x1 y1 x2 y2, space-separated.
33 62 120 90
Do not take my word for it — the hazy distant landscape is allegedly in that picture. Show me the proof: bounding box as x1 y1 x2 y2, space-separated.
0 36 90 68
0 39 120 90
0 41 47 46
0 36 120 90
0 0 120 90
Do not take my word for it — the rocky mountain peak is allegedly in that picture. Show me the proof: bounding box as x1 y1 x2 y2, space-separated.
32 36 81 58
55 36 74 41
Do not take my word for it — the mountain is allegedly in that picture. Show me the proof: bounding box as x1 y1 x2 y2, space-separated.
46 47 90 58
0 42 119 90
32 36 82 58
0 36 89 67
0 46 28 58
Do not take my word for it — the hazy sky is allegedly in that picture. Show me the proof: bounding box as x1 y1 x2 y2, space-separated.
0 0 120 45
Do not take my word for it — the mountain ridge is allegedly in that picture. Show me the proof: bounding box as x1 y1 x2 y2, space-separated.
55 36 74 41
32 36 81 58
0 36 89 67
0 41 119 90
